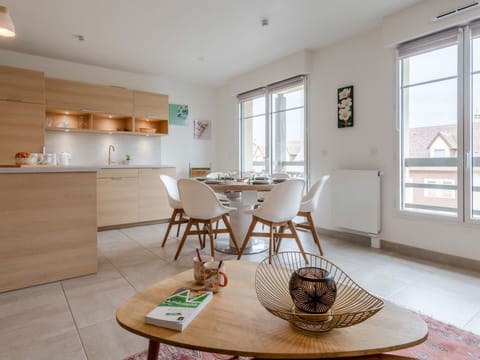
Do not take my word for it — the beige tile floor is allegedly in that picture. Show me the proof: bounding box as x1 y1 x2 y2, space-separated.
1 223 479 360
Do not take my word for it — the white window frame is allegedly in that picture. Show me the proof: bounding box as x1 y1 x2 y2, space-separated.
237 75 308 181
396 22 480 223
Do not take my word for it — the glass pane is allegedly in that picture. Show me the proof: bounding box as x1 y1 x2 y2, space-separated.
473 34 480 73
240 97 266 175
241 114 266 175
471 42 480 218
241 97 265 119
271 107 305 178
401 59 458 216
402 45 457 86
271 84 304 112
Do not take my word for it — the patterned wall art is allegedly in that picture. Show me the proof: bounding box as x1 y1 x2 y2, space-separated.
337 86 353 128
193 119 211 140
169 104 189 126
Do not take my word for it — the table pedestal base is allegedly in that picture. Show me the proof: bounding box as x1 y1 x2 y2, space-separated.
215 237 268 255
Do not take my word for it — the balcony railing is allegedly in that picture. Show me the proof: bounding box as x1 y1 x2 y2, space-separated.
403 157 480 216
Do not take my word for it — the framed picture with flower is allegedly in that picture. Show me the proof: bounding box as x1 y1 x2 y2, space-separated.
337 85 353 128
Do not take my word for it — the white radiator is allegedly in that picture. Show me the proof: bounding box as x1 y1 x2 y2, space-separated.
331 169 381 236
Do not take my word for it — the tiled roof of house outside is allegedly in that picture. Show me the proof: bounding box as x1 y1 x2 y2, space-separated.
408 122 480 157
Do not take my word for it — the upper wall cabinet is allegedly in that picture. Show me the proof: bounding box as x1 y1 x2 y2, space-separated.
46 78 133 115
0 66 45 164
0 65 45 104
0 101 45 164
133 91 168 119
133 91 169 135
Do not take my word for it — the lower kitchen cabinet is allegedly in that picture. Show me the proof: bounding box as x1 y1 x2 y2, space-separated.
97 169 138 227
0 171 98 292
138 168 175 222
97 167 175 227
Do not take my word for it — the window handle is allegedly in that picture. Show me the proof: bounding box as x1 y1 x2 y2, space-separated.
465 151 471 169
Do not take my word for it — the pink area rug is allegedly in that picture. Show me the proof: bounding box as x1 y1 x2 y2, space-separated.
123 313 480 360
389 314 480 360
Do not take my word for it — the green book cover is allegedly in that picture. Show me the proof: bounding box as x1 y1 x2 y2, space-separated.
145 288 213 331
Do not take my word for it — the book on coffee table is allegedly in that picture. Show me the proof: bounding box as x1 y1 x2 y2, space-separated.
145 288 213 331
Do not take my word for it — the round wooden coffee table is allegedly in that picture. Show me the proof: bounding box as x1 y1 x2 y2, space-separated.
116 261 427 359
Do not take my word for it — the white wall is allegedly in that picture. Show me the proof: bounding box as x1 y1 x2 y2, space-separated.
215 0 480 261
0 49 216 176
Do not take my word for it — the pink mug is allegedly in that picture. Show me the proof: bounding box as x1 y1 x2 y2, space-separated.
203 261 228 292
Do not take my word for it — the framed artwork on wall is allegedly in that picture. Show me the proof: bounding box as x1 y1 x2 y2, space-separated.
337 85 353 128
194 119 211 140
169 104 189 126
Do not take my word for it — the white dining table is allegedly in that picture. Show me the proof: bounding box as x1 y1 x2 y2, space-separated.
207 181 275 254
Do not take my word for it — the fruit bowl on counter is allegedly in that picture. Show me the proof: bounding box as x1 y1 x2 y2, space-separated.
15 152 38 165
15 152 58 166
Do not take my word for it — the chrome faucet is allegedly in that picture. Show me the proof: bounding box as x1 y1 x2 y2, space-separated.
108 144 115 165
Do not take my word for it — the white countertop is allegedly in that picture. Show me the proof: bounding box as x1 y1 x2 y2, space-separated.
0 164 175 173
0 166 99 173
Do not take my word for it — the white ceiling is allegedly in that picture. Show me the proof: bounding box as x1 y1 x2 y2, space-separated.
0 0 421 87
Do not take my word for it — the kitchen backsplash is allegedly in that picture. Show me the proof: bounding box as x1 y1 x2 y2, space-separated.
45 132 162 166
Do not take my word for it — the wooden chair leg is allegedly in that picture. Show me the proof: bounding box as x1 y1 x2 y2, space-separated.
195 223 205 248
174 219 194 260
214 220 220 239
268 224 274 264
287 220 308 264
208 220 215 257
175 210 184 237
237 218 258 260
161 209 176 247
222 214 239 253
274 225 286 253
306 212 323 255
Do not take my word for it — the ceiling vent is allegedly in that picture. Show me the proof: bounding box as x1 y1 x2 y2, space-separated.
433 1 479 21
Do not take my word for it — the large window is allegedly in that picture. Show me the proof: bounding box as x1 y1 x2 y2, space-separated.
238 76 307 179
398 23 480 221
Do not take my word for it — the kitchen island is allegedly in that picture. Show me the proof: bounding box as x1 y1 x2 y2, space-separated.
0 167 98 292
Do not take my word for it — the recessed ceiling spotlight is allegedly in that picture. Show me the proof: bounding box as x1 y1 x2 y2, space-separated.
261 18 269 27
74 34 85 41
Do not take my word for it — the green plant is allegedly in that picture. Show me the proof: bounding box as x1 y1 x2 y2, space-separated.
125 154 131 161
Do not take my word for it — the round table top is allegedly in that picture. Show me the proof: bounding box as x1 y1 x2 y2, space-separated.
116 261 427 359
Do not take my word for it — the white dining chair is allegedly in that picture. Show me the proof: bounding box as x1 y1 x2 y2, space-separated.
160 175 189 248
237 179 307 264
295 175 330 255
175 179 239 260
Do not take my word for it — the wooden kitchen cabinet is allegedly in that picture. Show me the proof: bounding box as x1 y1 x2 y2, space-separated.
138 167 175 221
133 91 169 135
0 65 45 104
0 66 45 164
46 77 133 115
133 91 169 119
97 169 138 227
97 167 175 228
0 171 97 293
45 79 170 136
0 100 45 164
